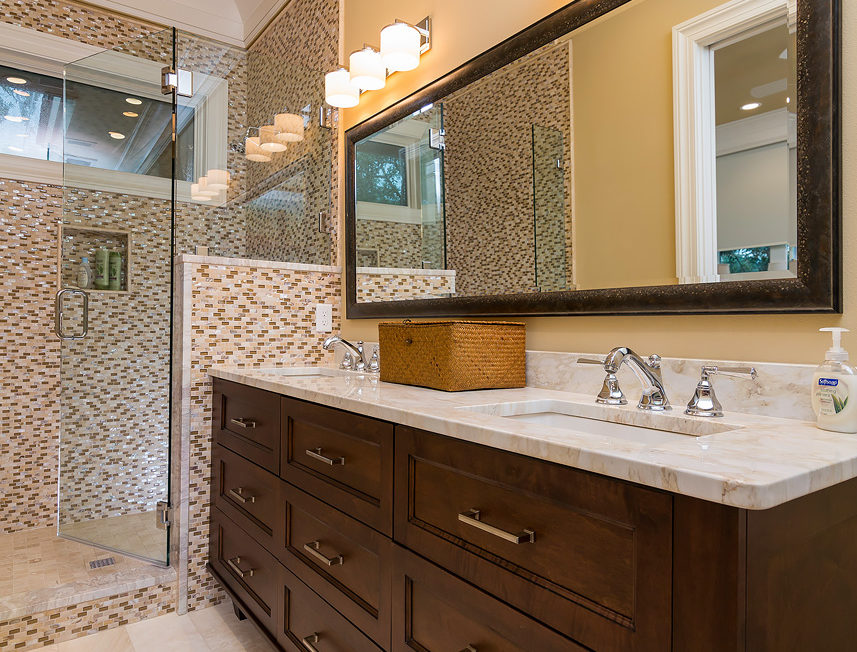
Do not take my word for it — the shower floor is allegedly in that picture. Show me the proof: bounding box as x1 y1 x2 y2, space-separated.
60 511 165 562
0 518 175 621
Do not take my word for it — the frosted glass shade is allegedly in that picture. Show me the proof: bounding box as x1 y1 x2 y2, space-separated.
349 47 386 90
190 183 210 201
259 125 287 152
206 168 229 190
196 176 219 197
274 113 305 143
324 68 358 108
245 136 271 162
380 22 420 72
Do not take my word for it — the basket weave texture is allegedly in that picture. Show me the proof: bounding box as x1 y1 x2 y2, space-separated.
378 320 526 392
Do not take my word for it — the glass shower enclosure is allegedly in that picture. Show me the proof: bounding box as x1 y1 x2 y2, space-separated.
57 29 178 564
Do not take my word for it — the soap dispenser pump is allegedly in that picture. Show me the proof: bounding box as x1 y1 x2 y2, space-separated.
812 327 857 433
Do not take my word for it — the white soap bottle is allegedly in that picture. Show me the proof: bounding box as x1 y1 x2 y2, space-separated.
811 327 857 433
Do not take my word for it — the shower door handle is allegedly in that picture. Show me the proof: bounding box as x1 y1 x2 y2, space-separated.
54 289 89 340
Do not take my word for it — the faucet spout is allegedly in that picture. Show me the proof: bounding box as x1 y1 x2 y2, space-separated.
604 347 671 411
323 335 368 371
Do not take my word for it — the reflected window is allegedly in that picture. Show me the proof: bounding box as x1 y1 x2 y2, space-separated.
718 246 771 274
356 140 408 206
0 66 63 161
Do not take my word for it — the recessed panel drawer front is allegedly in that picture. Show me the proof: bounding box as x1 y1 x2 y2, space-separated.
281 397 394 535
392 545 583 652
279 482 392 649
214 378 281 473
213 444 282 550
276 564 382 652
210 507 278 629
394 426 673 652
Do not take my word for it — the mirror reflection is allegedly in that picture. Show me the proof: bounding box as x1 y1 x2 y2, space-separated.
353 0 796 303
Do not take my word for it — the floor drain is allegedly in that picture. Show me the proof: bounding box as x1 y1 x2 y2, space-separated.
89 557 116 569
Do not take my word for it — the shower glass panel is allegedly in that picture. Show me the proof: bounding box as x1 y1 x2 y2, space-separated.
418 104 446 270
532 124 569 292
58 28 176 565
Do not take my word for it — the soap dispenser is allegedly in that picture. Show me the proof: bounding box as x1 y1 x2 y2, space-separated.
812 327 857 433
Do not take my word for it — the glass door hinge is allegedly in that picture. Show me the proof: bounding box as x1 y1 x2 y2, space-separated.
161 67 193 97
156 501 171 529
429 128 446 150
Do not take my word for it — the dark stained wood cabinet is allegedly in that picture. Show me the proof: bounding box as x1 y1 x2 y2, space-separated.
208 378 857 651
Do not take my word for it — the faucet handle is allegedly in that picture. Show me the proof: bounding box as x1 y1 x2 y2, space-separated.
340 352 353 370
596 372 627 405
686 365 757 417
703 364 757 379
576 357 606 366
367 347 380 373
647 354 662 369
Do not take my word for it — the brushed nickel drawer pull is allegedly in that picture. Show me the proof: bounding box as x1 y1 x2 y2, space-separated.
301 633 320 652
305 447 345 465
460 646 477 652
226 556 255 578
458 509 535 544
230 417 256 429
303 540 344 566
228 487 255 504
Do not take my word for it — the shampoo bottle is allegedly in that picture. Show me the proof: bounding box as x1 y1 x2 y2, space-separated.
94 247 109 289
811 327 857 433
77 256 92 289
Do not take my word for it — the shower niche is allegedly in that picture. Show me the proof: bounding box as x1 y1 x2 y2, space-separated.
60 225 131 292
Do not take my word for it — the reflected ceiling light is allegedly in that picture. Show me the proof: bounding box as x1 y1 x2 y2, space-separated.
196 176 219 197
206 168 229 190
190 183 211 201
7 145 23 152
125 97 142 105
274 112 305 143
259 124 287 152
12 89 29 97
349 47 386 90
245 136 271 162
380 21 421 72
740 102 761 111
324 68 359 108
108 131 125 139
123 111 139 117
4 115 27 122
786 96 791 104
6 77 27 85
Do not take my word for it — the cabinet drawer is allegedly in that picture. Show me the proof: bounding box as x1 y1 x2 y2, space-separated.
394 426 673 651
213 444 282 550
209 507 279 629
277 481 392 648
214 379 281 473
276 564 382 652
392 544 581 652
281 397 394 535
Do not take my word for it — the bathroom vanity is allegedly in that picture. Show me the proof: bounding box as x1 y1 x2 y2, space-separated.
206 368 857 651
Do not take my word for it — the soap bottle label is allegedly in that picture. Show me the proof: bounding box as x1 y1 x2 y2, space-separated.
816 378 849 415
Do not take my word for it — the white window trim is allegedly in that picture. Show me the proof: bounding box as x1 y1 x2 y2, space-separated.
0 22 225 204
672 0 796 285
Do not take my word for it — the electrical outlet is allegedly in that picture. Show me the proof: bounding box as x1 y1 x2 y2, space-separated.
315 303 333 332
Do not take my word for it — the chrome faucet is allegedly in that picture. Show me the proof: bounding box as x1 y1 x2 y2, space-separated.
602 347 671 411
323 335 374 372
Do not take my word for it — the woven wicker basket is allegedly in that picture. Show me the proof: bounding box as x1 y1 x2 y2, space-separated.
378 320 526 392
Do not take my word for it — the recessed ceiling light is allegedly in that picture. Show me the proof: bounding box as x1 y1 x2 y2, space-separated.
779 48 788 60
4 115 28 122
123 111 138 117
12 89 30 97
125 98 142 105
740 102 762 111
108 131 125 139
16 133 27 137
786 96 791 104
6 76 27 85
7 145 23 152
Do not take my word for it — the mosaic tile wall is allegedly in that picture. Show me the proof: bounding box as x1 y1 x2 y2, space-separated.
356 218 423 269
0 582 175 650
444 41 573 296
356 269 455 302
178 260 342 611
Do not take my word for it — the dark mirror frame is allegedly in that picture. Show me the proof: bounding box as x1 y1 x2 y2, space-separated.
345 0 840 318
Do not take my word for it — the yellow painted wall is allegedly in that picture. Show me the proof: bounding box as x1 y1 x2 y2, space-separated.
339 0 855 365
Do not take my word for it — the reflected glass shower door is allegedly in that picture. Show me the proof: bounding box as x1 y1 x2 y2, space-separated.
532 124 569 292
57 29 176 564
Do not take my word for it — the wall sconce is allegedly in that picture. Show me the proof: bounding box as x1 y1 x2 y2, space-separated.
245 135 271 162
325 16 431 108
196 176 219 197
191 183 210 201
206 168 229 190
259 124 287 152
275 112 305 142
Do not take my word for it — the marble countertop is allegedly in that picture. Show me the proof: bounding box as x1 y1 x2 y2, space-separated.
209 366 857 510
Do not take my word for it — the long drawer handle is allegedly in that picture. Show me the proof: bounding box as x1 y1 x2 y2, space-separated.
230 417 256 429
301 633 320 651
458 509 535 544
303 540 344 567
226 556 255 578
228 487 255 504
305 447 345 466
460 647 477 652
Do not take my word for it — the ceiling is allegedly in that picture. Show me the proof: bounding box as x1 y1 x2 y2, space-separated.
83 0 290 47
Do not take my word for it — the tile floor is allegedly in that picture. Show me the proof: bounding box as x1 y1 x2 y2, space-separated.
39 602 272 651
59 511 165 562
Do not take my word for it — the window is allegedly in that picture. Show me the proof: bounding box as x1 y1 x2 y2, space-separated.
718 246 771 274
356 140 408 206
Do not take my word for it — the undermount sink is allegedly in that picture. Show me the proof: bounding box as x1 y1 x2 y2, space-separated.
459 399 736 445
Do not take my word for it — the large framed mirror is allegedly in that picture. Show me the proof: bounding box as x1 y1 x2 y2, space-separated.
345 0 840 317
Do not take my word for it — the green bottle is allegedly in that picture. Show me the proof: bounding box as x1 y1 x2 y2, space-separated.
94 247 109 289
108 251 122 291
